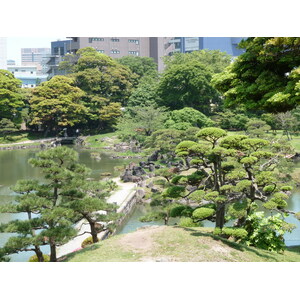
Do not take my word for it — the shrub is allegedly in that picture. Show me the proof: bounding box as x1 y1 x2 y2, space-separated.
221 227 248 239
179 217 199 227
192 207 215 220
28 254 50 262
81 236 94 248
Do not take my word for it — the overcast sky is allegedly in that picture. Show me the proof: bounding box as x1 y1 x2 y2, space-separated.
7 37 68 64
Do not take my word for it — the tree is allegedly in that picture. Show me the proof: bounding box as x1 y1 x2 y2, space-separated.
0 146 120 262
0 69 24 120
127 75 161 107
157 62 220 114
163 49 232 74
62 48 136 131
213 109 250 131
142 127 300 251
115 104 167 143
164 107 214 130
0 180 50 262
0 118 19 139
29 76 88 135
246 119 271 138
117 56 158 80
212 37 300 113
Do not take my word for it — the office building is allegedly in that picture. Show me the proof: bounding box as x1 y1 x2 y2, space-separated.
21 48 51 73
167 37 246 57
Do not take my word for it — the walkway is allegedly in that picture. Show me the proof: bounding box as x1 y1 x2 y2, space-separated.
56 178 136 258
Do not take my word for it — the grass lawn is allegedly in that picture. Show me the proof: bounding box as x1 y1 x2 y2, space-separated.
84 132 120 148
64 226 300 262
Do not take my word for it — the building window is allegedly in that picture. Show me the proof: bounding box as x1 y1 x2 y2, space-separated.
128 39 139 45
128 51 139 56
111 50 120 54
89 38 104 43
111 38 120 42
96 50 105 53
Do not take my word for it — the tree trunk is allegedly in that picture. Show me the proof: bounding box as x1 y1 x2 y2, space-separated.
49 241 57 262
215 203 225 229
34 246 44 262
90 222 99 243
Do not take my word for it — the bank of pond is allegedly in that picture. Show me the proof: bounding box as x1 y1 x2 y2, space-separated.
0 147 299 262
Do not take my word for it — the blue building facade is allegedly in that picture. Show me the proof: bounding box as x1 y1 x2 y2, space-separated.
51 40 72 56
171 37 247 57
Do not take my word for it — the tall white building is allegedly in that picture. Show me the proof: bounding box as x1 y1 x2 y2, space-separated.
0 37 7 70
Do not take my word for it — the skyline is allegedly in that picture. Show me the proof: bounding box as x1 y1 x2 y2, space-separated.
6 37 68 64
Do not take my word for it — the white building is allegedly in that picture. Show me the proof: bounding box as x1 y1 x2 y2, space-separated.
7 65 47 88
0 37 7 69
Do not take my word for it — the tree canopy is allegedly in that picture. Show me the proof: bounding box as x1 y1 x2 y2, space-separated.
29 76 88 134
212 37 300 113
0 70 24 120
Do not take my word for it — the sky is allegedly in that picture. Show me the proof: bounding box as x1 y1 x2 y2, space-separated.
7 37 68 64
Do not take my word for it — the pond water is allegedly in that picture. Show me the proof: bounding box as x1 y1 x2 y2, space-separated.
0 147 300 262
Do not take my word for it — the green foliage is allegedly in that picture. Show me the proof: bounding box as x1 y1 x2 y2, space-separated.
221 227 248 239
163 186 185 198
157 62 220 114
227 200 249 219
246 119 271 137
81 236 94 248
29 76 88 133
164 107 214 130
117 56 157 80
29 254 50 262
178 217 199 228
243 212 296 252
192 207 215 220
115 104 167 143
0 118 19 138
196 127 227 146
212 37 300 112
213 110 250 130
0 69 24 120
127 75 160 107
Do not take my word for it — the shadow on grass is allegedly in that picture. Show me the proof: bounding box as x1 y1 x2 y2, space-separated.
286 246 300 254
59 243 101 262
180 227 283 262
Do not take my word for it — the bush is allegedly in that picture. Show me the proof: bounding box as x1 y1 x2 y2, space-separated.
81 236 94 248
178 217 200 227
28 254 50 262
192 207 215 220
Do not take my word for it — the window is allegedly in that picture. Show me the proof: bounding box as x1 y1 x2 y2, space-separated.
111 49 120 54
89 38 104 43
111 38 120 42
97 50 105 53
128 51 139 56
128 39 139 45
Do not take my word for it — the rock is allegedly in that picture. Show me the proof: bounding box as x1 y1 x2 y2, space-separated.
136 189 145 199
148 164 155 172
151 187 159 193
146 181 154 188
132 166 146 176
147 150 159 162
